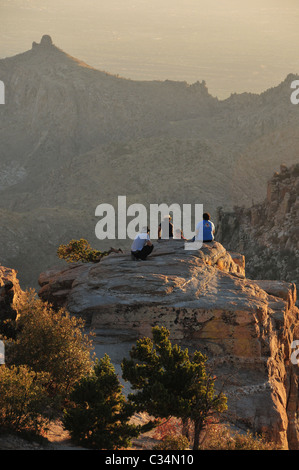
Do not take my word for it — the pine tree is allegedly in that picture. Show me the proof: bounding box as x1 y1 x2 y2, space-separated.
121 326 227 450
63 354 141 449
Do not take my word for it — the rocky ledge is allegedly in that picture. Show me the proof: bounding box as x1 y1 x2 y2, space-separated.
36 240 299 448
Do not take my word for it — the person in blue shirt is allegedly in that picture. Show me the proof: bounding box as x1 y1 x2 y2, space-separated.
195 213 215 242
131 226 154 260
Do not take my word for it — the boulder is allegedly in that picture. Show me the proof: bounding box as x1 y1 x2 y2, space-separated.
38 239 299 449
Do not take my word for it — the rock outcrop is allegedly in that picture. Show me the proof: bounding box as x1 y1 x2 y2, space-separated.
32 34 53 49
216 163 299 290
38 240 299 449
0 265 24 337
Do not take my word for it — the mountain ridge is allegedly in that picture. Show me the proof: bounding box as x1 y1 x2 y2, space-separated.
0 35 298 287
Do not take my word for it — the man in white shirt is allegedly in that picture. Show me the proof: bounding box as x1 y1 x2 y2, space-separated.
131 226 154 260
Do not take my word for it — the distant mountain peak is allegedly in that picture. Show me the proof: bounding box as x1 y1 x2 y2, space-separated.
29 35 96 71
32 34 53 50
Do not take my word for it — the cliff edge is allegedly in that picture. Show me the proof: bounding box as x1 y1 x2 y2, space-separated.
37 240 299 449
216 163 299 289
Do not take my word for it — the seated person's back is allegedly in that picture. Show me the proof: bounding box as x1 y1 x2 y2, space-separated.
195 213 215 242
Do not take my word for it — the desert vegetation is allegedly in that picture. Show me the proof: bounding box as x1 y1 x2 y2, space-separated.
57 238 109 263
0 295 280 450
122 326 227 450
0 290 94 439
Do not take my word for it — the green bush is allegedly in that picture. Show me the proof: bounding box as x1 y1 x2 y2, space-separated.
57 238 108 263
122 326 227 450
0 364 51 435
63 354 141 449
8 291 94 399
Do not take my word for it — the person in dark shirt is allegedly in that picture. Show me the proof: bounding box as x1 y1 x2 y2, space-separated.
158 215 174 239
131 226 154 260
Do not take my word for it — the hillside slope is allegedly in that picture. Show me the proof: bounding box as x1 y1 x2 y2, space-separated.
217 163 299 293
0 35 298 287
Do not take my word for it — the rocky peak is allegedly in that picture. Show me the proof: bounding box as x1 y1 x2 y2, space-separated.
32 34 53 49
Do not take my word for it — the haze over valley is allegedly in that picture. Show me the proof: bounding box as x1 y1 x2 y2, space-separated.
0 34 298 287
2 0 299 99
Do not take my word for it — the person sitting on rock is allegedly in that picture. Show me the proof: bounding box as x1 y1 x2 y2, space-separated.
131 226 154 260
174 228 187 240
158 215 174 240
195 212 215 243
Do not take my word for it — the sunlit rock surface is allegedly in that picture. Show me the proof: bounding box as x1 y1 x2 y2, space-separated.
38 240 299 449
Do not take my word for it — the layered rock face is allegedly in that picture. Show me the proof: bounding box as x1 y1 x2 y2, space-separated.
216 163 299 289
0 265 24 337
38 240 299 449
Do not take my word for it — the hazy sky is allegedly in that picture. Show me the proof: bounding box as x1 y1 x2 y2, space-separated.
1 0 299 98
